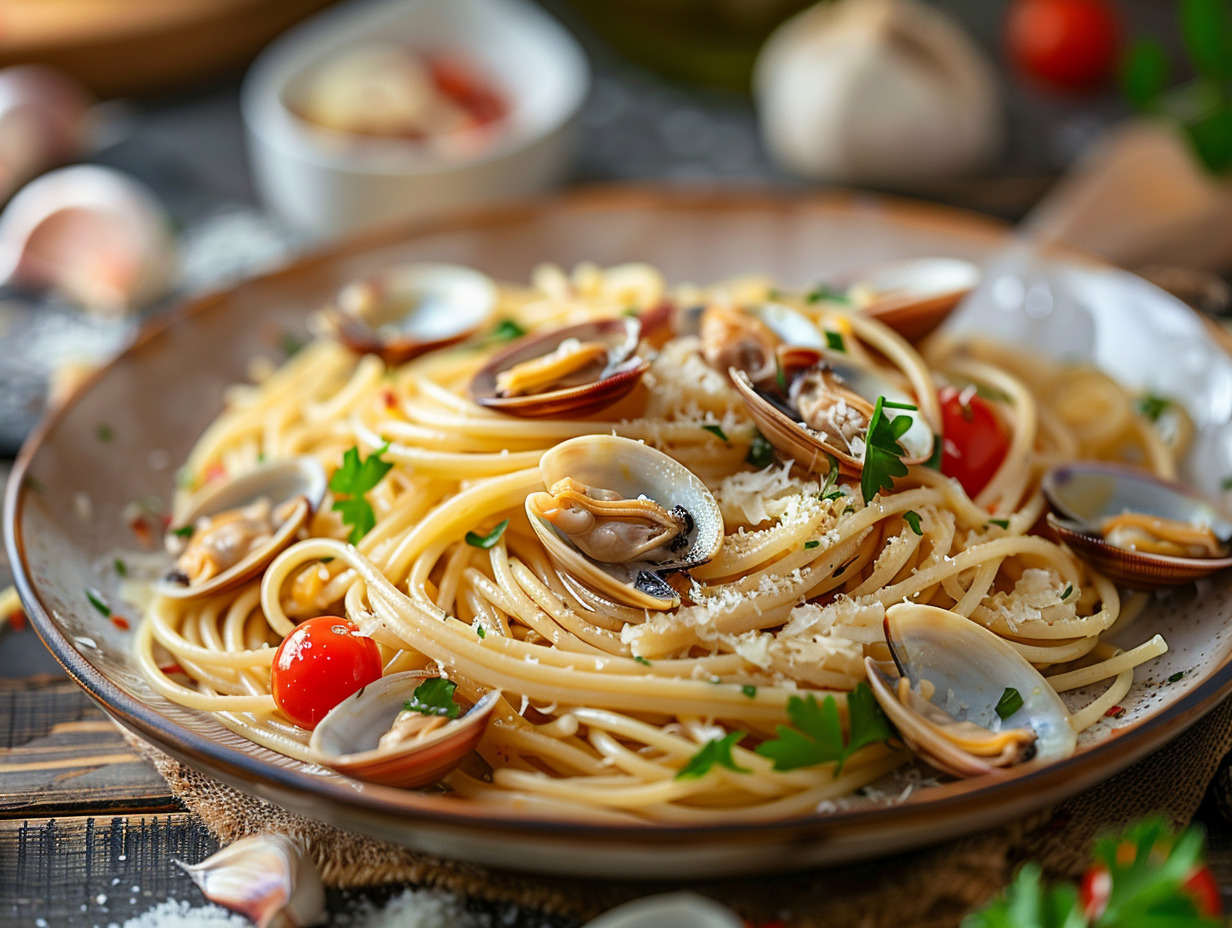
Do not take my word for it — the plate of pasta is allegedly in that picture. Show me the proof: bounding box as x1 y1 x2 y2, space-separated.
10 187 1232 878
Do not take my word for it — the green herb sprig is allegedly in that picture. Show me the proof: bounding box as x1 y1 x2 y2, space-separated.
404 678 462 719
754 683 893 775
466 518 509 549
330 443 393 545
861 397 914 505
676 731 750 780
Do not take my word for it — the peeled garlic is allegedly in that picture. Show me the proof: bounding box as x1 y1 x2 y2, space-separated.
0 164 175 316
0 65 93 203
754 0 1002 185
176 833 326 928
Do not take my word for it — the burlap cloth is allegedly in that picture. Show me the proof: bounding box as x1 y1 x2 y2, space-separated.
128 696 1232 927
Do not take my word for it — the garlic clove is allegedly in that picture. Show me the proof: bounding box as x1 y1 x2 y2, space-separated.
176 833 326 928
754 0 1002 185
0 65 94 203
0 164 175 316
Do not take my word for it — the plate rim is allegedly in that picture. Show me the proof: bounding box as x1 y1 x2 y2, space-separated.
8 183 1232 856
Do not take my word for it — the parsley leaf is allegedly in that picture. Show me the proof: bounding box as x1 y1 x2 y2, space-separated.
633 655 652 666
97 424 114 443
113 558 128 577
1061 584 1073 601
995 687 1024 720
702 424 729 442
330 443 393 545
903 511 923 535
987 518 1010 529
476 626 486 639
404 678 461 719
86 589 110 617
806 283 852 305
676 731 749 780
803 539 820 550
741 684 757 699
746 430 776 468
819 453 842 500
860 396 913 505
825 330 846 352
171 525 195 539
1135 394 1171 422
754 683 892 775
466 518 510 549
488 319 526 342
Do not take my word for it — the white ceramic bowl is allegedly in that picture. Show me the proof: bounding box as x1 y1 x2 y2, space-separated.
241 0 590 240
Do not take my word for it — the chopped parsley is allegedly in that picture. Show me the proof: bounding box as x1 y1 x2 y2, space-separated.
633 655 652 666
488 318 526 342
1061 584 1073 601
994 687 1024 720
903 511 923 535
775 362 787 391
1168 670 1186 683
476 626 486 639
675 730 749 780
171 525 195 539
825 330 846 352
741 684 758 699
113 558 128 577
860 396 914 505
819 453 843 501
987 518 1010 529
96 424 114 443
806 283 852 305
746 430 776 468
754 683 892 775
85 589 110 618
404 678 461 718
281 331 305 358
702 424 729 442
804 540 820 550
1136 393 1171 422
466 518 510 549
1223 475 1232 491
329 443 393 545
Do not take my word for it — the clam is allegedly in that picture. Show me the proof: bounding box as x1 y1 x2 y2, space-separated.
315 262 496 365
526 435 724 610
469 317 650 418
308 670 500 788
1042 462 1232 589
844 257 980 342
177 833 325 928
698 302 825 386
0 164 174 315
865 603 1076 778
730 348 934 475
159 458 327 600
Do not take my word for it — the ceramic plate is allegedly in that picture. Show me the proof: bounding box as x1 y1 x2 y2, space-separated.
9 188 1232 879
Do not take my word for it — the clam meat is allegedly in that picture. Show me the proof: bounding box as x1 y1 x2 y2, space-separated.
160 458 327 601
1042 462 1232 588
469 317 650 418
309 670 499 788
865 603 1076 778
527 435 723 610
315 262 496 365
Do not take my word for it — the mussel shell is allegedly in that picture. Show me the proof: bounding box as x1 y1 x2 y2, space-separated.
527 435 723 610
325 262 496 365
730 348 934 474
1042 462 1232 589
873 603 1076 770
846 257 979 342
158 458 327 601
469 317 649 418
309 671 499 789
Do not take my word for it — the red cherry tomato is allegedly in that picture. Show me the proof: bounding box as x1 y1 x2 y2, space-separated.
939 385 1010 499
1183 865 1222 918
1005 0 1120 91
271 616 382 729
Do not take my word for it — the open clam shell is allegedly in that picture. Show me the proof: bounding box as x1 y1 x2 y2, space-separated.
844 257 979 342
865 603 1076 778
158 458 327 601
469 316 649 418
527 435 723 610
318 262 496 365
309 671 499 788
1042 462 1232 589
731 348 934 475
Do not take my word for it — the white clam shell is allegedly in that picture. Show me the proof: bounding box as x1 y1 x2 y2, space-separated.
177 833 325 928
0 164 174 315
309 670 500 788
527 435 723 610
584 892 743 928
867 603 1076 776
159 458 327 601
848 257 979 341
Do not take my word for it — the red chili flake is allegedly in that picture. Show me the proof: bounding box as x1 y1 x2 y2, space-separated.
382 389 398 409
7 610 26 632
1104 705 1126 719
203 462 226 484
158 663 185 676
111 615 130 631
130 518 153 547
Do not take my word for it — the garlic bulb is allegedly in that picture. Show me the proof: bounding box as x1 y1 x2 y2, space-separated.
0 164 175 316
755 0 1003 185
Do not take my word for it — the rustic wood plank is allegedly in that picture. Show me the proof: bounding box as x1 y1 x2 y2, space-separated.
0 680 178 818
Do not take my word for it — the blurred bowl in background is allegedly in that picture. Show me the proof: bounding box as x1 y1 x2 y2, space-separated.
241 0 590 241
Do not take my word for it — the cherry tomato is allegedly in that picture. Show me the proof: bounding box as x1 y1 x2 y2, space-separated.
271 616 382 729
1079 863 1112 921
939 385 1010 499
1005 0 1120 92
1183 865 1222 918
